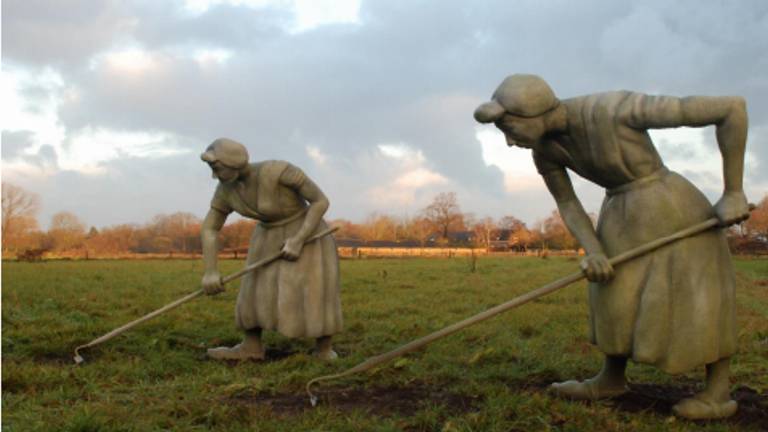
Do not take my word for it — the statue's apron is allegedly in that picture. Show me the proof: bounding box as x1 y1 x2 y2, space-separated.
592 167 737 374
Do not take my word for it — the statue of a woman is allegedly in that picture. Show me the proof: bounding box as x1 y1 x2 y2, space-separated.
200 138 342 361
475 74 750 420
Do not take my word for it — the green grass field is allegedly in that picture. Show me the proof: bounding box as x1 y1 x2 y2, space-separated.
3 257 767 431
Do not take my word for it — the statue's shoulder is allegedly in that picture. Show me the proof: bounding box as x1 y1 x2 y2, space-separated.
564 91 637 124
254 160 290 181
565 90 633 106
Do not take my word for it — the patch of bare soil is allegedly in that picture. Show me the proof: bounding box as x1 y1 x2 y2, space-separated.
32 350 78 365
231 383 483 417
755 279 768 287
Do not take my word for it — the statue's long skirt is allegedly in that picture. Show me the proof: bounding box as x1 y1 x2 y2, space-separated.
235 213 342 338
591 169 737 374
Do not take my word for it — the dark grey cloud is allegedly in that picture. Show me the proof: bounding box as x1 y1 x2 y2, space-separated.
2 0 766 225
23 152 212 229
35 145 58 167
1 130 59 169
2 0 131 67
131 1 290 49
1 129 59 172
2 130 35 158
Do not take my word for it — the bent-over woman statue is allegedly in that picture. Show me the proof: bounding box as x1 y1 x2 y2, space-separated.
474 74 750 420
200 138 342 361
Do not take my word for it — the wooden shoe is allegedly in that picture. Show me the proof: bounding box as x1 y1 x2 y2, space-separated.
672 396 738 420
207 343 265 361
549 378 628 400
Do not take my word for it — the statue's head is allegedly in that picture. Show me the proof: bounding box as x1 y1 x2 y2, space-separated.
474 74 560 148
474 74 559 123
201 138 249 182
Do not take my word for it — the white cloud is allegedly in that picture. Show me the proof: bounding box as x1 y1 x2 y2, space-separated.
650 127 723 190
59 127 192 175
180 0 360 33
0 67 66 147
365 143 448 207
99 48 158 74
306 145 327 166
289 0 360 33
377 142 419 161
475 125 544 193
193 48 234 67
181 0 277 15
650 127 768 204
89 44 234 74
1 65 191 179
394 168 447 189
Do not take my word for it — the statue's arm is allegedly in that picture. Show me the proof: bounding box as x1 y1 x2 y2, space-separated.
625 94 750 224
201 207 229 294
699 96 751 224
542 167 613 282
280 165 330 260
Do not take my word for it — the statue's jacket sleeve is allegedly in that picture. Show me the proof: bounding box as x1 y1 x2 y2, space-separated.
210 184 234 214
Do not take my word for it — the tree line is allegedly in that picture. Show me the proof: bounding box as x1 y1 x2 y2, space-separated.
2 183 767 257
1 182 257 256
329 192 586 251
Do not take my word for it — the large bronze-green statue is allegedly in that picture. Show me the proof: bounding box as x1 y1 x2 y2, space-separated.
200 138 342 361
475 75 750 420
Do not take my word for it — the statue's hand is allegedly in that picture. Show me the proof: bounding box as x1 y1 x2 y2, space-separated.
580 253 614 283
714 191 750 227
281 236 304 261
202 271 224 295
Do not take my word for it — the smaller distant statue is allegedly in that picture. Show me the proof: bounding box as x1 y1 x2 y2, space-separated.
474 74 750 420
200 138 342 361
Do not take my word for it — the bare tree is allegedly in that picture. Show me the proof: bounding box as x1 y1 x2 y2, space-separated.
423 192 464 240
361 213 398 241
498 215 534 251
472 216 496 249
328 218 364 240
498 215 526 232
2 183 41 251
220 219 257 249
49 211 87 251
538 210 578 250
149 212 202 252
402 216 433 246
85 224 139 254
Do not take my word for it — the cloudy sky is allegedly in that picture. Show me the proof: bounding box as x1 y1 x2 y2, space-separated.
2 0 767 229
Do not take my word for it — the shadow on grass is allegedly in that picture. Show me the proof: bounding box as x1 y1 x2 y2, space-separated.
511 373 768 430
31 350 76 365
610 383 768 430
230 382 483 418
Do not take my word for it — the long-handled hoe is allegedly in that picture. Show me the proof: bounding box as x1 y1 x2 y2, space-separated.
306 209 754 406
73 227 339 364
